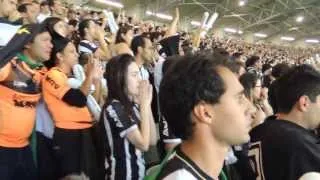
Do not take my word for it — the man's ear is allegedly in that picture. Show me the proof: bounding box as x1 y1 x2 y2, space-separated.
56 52 64 63
192 101 214 125
297 95 310 112
137 46 143 54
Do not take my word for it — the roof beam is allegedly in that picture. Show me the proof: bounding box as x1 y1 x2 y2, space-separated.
216 4 251 24
292 0 320 23
191 0 214 13
243 13 282 30
276 0 290 9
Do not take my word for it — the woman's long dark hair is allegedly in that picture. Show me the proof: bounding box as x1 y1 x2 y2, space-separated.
104 54 136 117
115 24 133 44
42 17 63 37
79 19 92 39
239 72 260 101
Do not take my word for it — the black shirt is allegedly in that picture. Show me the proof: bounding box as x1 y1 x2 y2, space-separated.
159 116 181 145
248 116 320 180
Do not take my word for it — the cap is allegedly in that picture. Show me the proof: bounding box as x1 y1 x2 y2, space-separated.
0 23 48 68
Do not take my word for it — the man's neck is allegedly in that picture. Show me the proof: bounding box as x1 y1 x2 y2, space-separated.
135 55 144 67
277 112 309 129
22 50 38 64
58 64 71 75
180 135 229 179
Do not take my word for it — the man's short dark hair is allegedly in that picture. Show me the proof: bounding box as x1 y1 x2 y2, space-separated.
245 56 260 68
40 1 49 7
275 65 320 113
239 72 260 99
17 3 32 13
48 0 55 7
232 52 243 59
115 24 133 44
214 48 229 59
272 63 291 79
262 63 272 73
130 35 148 56
159 53 227 140
78 19 92 38
226 60 245 75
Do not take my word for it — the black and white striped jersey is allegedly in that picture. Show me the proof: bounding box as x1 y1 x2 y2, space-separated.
102 99 145 180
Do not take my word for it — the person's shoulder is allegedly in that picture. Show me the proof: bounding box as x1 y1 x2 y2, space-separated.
250 117 294 138
250 118 318 148
46 68 65 78
157 151 200 180
44 68 67 85
105 99 124 115
107 99 121 107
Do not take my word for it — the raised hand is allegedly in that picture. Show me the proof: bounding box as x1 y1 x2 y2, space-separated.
138 80 153 107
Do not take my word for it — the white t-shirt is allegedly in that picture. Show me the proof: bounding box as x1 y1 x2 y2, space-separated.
37 13 51 23
154 56 165 93
162 170 198 180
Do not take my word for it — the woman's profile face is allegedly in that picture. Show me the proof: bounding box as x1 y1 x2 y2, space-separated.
126 62 141 98
123 29 134 45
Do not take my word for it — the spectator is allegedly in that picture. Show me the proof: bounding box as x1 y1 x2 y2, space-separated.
0 23 52 180
37 1 50 23
227 60 246 78
157 53 251 179
113 23 134 56
157 57 182 159
78 19 111 60
100 54 157 180
0 0 21 47
42 35 102 179
268 63 291 113
43 17 68 38
248 65 320 180
131 35 154 80
245 55 263 77
48 0 64 18
240 73 273 128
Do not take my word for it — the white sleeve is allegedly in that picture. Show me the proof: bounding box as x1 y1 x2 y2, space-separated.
87 94 101 121
154 58 165 94
163 170 198 180
67 78 83 89
101 78 107 89
68 64 86 89
73 64 86 82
